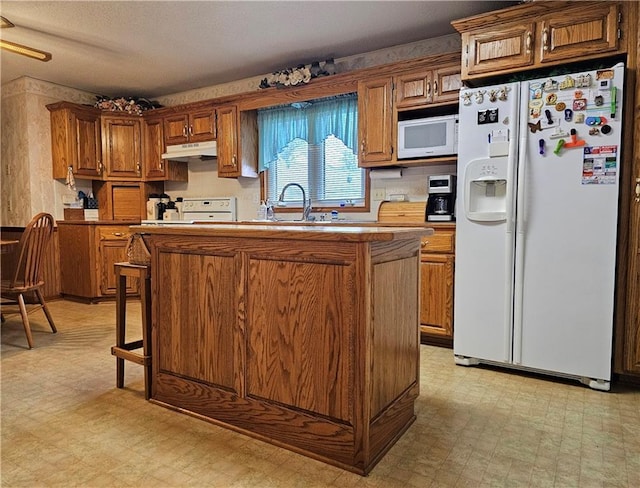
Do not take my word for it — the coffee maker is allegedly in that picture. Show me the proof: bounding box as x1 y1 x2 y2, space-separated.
426 175 456 221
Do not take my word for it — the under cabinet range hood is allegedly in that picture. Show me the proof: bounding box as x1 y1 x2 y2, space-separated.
161 140 217 161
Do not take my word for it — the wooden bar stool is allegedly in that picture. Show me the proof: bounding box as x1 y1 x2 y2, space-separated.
111 262 152 399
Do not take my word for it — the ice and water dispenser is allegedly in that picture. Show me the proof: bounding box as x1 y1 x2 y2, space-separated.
464 158 508 221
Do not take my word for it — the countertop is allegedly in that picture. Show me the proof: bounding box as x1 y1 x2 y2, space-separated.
57 220 141 226
132 222 432 242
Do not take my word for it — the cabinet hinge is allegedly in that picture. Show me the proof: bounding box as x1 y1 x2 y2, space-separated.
617 28 622 40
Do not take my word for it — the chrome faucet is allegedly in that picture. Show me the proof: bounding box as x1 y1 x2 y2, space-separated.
278 182 313 221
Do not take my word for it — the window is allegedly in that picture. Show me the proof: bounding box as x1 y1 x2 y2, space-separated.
258 93 366 210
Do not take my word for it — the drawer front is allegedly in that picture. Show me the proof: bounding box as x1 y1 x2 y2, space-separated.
98 226 132 241
421 231 455 253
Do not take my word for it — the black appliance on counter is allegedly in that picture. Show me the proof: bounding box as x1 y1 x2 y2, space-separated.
426 174 456 222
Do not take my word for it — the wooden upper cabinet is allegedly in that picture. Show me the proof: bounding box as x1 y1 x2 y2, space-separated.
163 113 190 145
47 102 102 179
453 1 625 81
358 77 393 166
216 105 258 178
143 116 165 180
216 105 239 176
432 66 463 104
461 22 536 78
538 3 621 64
143 116 188 182
395 65 462 109
101 114 143 180
163 104 216 146
395 71 433 108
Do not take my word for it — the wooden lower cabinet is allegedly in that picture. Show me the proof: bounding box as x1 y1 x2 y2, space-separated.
57 222 139 301
419 227 455 346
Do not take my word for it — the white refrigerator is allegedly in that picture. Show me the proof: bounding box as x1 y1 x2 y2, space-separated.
453 64 625 391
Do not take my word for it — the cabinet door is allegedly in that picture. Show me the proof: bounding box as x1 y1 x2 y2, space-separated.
188 108 216 142
395 70 432 109
163 113 189 145
462 21 536 78
143 117 166 180
216 105 239 177
58 224 97 298
538 3 621 64
432 66 462 104
49 104 102 179
102 116 142 179
420 253 454 339
97 227 137 296
358 77 393 166
74 110 103 178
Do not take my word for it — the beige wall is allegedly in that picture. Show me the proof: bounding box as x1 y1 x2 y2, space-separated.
1 78 94 227
1 34 460 225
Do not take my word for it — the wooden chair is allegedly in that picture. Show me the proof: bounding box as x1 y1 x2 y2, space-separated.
1 213 57 348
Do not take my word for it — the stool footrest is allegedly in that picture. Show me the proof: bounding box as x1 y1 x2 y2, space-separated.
111 346 151 366
116 339 143 351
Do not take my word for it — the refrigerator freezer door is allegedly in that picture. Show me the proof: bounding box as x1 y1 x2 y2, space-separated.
514 66 624 381
454 82 520 363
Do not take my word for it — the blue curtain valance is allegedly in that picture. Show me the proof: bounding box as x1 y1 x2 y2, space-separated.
258 93 357 172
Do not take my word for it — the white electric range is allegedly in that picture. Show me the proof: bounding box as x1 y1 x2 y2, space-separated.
141 196 237 225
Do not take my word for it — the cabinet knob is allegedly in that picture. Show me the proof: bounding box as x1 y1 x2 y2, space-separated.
434 79 438 96
232 155 237 166
525 31 532 53
136 162 141 174
542 28 549 51
113 232 123 237
188 125 194 137
361 140 366 155
421 240 429 247
427 81 431 99
635 177 640 203
182 125 188 137
97 162 103 174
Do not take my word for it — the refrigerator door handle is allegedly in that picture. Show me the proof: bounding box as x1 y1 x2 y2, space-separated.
512 81 531 365
503 82 520 363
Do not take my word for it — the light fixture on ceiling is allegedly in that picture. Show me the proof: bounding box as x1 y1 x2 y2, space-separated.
1 16 15 28
0 16 52 62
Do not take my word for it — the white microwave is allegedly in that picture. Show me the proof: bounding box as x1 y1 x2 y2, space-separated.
397 114 458 159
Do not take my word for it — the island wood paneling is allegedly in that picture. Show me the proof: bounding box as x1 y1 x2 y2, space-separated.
143 226 425 475
247 256 353 422
371 256 419 418
156 250 237 390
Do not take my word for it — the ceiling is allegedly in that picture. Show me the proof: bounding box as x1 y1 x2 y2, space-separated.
0 1 515 100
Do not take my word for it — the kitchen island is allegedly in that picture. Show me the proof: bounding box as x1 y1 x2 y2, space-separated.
134 223 430 475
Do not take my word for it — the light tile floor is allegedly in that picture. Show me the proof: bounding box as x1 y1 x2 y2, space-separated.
1 299 639 487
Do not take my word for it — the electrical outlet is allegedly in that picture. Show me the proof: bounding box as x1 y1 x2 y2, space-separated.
373 189 386 200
